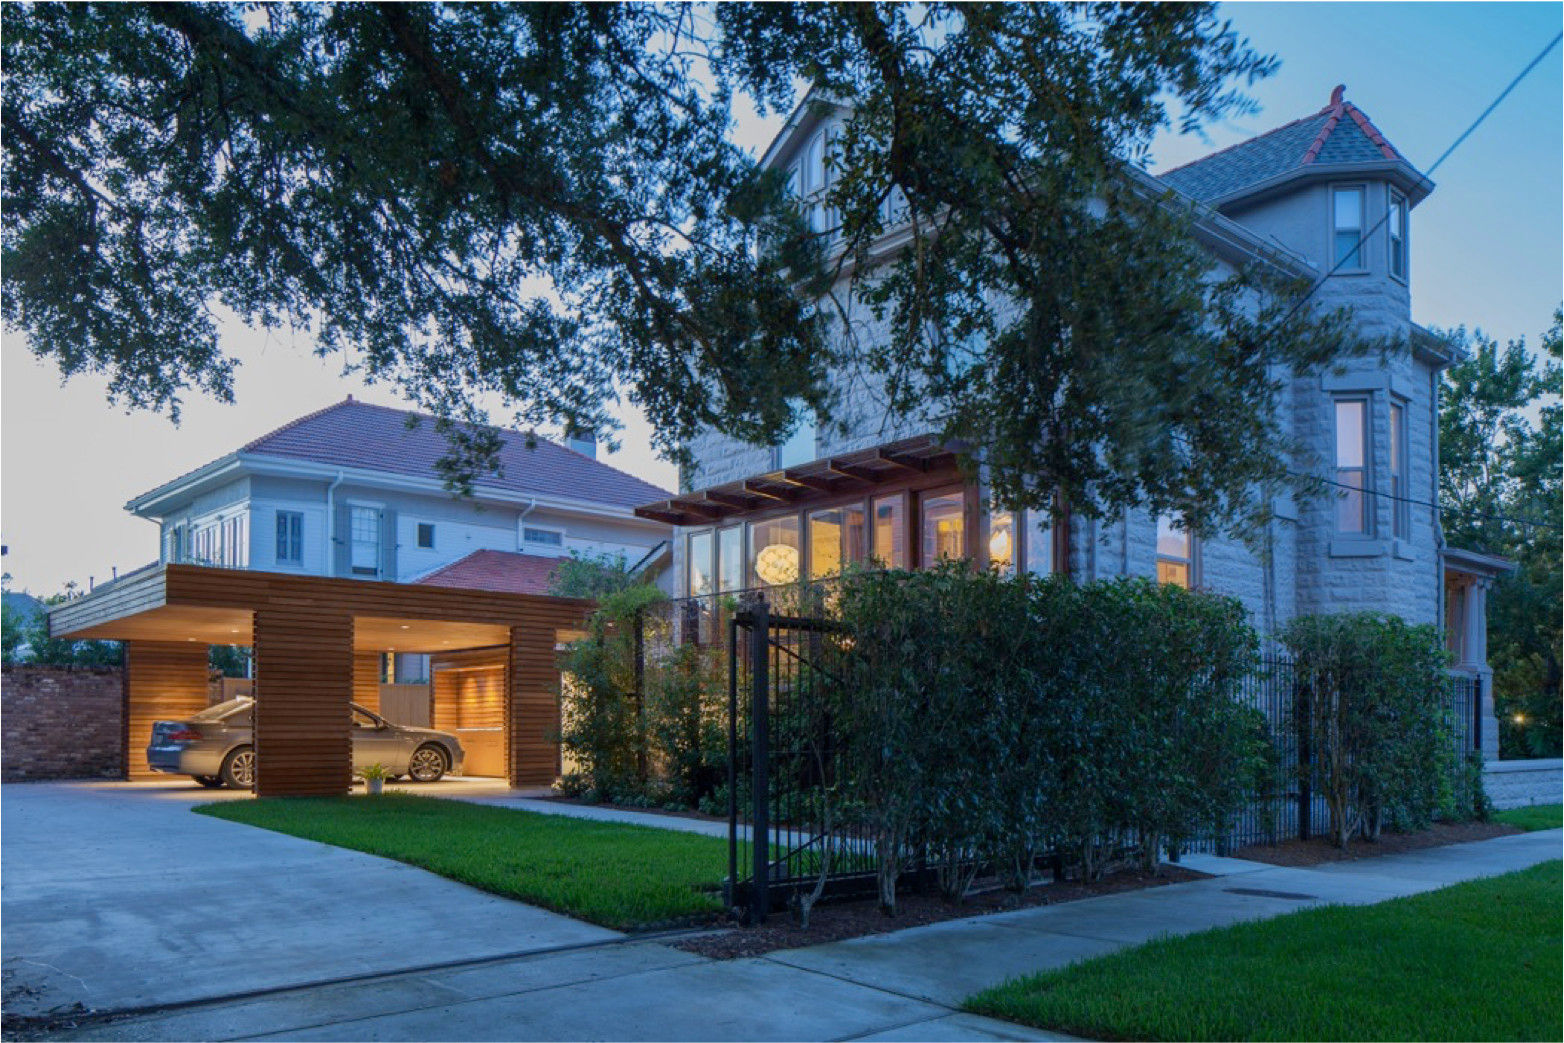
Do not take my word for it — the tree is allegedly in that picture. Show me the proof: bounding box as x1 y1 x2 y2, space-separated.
1437 310 1562 757
548 550 648 601
5 3 1365 533
9 592 124 667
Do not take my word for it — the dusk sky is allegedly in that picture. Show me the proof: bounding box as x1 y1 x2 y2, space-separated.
3 2 1560 595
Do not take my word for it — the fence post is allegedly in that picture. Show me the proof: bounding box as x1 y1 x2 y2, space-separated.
749 600 770 925
1296 681 1312 843
725 617 738 912
1472 675 1484 757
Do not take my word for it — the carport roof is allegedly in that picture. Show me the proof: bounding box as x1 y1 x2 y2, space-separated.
49 564 590 653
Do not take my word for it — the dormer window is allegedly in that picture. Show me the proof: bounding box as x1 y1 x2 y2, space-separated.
788 125 836 238
1388 189 1408 281
1332 186 1365 269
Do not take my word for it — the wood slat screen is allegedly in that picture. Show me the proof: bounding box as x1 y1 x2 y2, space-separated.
508 625 564 786
125 641 210 780
253 609 353 797
352 652 381 714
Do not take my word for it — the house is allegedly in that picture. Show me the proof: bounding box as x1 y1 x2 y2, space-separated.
125 397 675 679
635 87 1503 755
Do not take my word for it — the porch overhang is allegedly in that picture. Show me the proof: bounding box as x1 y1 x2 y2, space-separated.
633 434 965 526
1442 546 1516 583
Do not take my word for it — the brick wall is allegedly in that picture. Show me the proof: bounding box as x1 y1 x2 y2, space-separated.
2 664 125 781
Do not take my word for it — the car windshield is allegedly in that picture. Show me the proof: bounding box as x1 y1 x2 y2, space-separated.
191 697 253 722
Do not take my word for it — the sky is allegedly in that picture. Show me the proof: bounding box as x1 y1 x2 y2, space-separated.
2 2 1560 594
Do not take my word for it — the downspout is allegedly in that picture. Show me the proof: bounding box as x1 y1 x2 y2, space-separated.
1431 367 1445 635
516 497 538 551
326 471 345 577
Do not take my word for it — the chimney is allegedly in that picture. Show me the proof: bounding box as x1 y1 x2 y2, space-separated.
566 428 597 460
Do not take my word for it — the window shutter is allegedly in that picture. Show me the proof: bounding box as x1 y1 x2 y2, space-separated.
333 502 351 577
379 507 397 581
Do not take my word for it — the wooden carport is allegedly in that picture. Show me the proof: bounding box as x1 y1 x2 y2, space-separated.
49 564 589 796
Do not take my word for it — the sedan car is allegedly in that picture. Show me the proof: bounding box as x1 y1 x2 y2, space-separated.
147 697 465 789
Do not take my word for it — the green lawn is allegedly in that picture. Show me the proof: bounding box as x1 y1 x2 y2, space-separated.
197 795 727 930
1494 803 1563 832
966 860 1563 1042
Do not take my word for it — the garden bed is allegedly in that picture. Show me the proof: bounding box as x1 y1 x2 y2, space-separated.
673 865 1210 960
1230 820 1520 867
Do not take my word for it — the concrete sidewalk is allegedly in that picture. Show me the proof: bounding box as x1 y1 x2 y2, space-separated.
54 827 1560 1042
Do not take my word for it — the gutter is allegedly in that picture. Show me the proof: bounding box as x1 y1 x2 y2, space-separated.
326 471 345 577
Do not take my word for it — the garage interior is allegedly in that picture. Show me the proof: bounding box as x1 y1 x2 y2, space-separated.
49 564 590 796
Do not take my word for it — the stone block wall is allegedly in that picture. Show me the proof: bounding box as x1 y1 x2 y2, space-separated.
1 665 125 781
1484 758 1563 811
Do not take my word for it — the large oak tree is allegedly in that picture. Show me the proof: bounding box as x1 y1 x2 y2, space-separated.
4 2 1364 531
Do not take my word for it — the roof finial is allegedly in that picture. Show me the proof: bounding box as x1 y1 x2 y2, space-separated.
345 393 355 403
1329 84 1345 109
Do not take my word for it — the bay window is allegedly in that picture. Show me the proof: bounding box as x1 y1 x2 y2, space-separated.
1334 399 1370 534
1332 186 1365 269
1390 399 1409 539
1388 190 1408 280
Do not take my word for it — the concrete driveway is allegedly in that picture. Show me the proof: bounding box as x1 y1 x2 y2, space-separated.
0 781 617 1019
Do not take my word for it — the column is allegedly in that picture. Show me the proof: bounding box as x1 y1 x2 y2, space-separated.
252 609 354 796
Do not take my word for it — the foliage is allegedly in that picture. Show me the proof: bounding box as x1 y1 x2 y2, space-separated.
548 551 644 601
197 794 726 929
1436 310 1562 757
830 567 1265 909
1493 803 1562 832
358 762 390 782
1 589 122 667
642 640 727 808
5 3 1368 532
209 644 251 678
1281 613 1461 847
555 584 664 801
966 860 1564 1043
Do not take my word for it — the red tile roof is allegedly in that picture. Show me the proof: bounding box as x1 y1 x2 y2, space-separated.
228 398 671 509
414 550 561 595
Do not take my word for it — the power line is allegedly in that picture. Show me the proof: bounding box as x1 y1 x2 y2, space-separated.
1289 468 1557 533
1269 31 1563 333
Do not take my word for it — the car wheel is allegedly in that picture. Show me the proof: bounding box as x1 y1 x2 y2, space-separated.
193 775 225 789
407 744 447 783
221 746 256 790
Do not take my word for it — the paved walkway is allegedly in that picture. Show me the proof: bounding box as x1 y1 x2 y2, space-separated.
28 784 1555 1042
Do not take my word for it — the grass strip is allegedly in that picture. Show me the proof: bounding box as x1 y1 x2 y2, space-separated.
1494 802 1562 832
965 860 1562 1042
198 794 727 930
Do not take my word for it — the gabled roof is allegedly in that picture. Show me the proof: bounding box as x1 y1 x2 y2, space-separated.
1158 86 1430 207
415 549 562 596
130 398 673 514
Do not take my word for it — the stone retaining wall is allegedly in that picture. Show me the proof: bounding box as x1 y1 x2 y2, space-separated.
1 664 125 781
1485 758 1563 811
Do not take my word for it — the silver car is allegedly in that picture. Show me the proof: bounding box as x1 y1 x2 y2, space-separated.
147 697 465 789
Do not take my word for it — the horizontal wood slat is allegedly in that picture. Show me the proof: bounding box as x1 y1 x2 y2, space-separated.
253 610 353 797
125 642 210 781
508 625 563 787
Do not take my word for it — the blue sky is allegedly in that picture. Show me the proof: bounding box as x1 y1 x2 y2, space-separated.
2 3 1560 593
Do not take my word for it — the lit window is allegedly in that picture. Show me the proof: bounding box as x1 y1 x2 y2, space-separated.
920 490 966 565
523 526 564 548
988 508 1016 575
687 531 714 597
1390 401 1408 539
276 511 303 565
1156 514 1194 588
717 525 745 593
806 504 867 581
1335 399 1369 534
1388 190 1408 280
350 506 380 576
749 515 801 587
871 495 906 568
416 522 435 549
1333 186 1365 268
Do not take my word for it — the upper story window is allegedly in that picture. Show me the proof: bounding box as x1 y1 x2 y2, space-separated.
1390 399 1409 539
349 506 380 576
1332 186 1365 269
988 507 1017 576
416 522 435 549
1334 398 1370 534
788 125 836 238
1155 514 1194 588
523 526 565 549
1388 190 1408 281
276 511 304 565
772 406 817 470
687 530 714 597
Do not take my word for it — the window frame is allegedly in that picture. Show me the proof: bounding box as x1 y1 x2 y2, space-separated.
521 525 566 550
1154 512 1198 589
1389 398 1409 540
415 522 436 550
1387 188 1408 283
275 510 304 566
348 504 381 576
1330 184 1369 273
1333 397 1373 536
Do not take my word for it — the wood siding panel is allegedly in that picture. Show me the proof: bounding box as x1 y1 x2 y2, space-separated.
431 649 507 778
508 626 563 787
125 641 210 780
353 652 381 714
253 609 353 797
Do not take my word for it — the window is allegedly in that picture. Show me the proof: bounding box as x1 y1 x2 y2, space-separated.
276 511 304 565
522 526 564 548
717 525 745 593
687 530 714 597
871 495 907 568
1390 400 1409 539
1156 514 1194 588
1332 186 1365 269
1334 399 1370 534
1028 511 1055 576
920 489 966 565
772 405 817 470
749 515 801 587
1388 190 1408 280
988 508 1017 575
350 506 380 576
416 522 435 549
806 504 867 581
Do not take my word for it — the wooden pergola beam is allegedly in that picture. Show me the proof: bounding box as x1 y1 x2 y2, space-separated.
877 448 932 473
826 459 884 483
782 469 841 493
743 479 801 503
703 490 758 510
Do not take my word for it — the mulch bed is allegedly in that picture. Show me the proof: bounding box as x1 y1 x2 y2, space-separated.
671 865 1210 960
1231 819 1521 867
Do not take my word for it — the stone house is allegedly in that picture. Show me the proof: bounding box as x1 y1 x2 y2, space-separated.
635 87 1504 754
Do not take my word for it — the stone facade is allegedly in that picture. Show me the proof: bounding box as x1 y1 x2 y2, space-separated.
1484 759 1564 811
1 665 125 781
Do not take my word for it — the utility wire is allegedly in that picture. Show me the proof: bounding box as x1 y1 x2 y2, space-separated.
1289 469 1557 532
1269 31 1563 333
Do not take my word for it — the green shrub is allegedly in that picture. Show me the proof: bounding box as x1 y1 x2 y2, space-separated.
1281 612 1465 847
643 640 727 807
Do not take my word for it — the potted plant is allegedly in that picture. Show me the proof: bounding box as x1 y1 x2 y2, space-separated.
360 762 390 796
